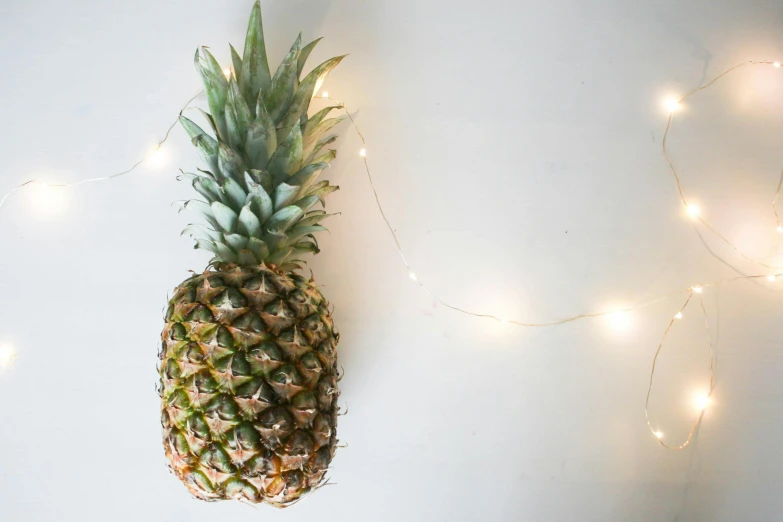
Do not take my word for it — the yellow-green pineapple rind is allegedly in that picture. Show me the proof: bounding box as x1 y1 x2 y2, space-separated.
160 263 340 506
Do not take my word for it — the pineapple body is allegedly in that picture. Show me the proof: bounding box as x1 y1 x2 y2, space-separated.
160 264 339 506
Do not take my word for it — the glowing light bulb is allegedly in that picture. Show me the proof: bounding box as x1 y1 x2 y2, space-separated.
147 145 169 169
664 98 682 113
695 395 711 411
321 91 329 98
674 311 683 320
0 344 16 370
223 67 231 78
774 62 781 68
607 310 633 333
29 182 66 216
777 225 783 233
654 430 663 439
767 275 777 282
408 271 417 281
692 286 703 293
686 204 700 219
359 148 367 157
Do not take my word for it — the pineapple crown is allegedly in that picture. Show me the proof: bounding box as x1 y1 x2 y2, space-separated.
179 1 345 272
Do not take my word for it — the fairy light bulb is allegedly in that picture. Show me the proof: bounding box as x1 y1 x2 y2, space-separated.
147 145 169 170
767 275 777 282
654 430 663 439
321 91 329 98
777 225 783 233
359 148 367 157
664 98 682 113
692 286 703 293
607 309 633 333
674 311 683 319
223 67 231 78
695 394 711 411
0 344 16 370
774 62 781 68
498 317 508 325
408 271 417 281
29 182 66 216
686 204 700 219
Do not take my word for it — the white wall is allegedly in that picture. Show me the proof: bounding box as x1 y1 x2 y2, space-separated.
1 0 783 520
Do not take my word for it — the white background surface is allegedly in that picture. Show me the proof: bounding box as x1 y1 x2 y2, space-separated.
1 0 783 520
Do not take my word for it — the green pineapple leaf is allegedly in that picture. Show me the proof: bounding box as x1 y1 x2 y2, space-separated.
297 38 322 77
273 182 300 211
230 44 243 84
287 225 327 244
305 136 337 164
294 195 320 213
180 116 219 175
222 177 247 211
214 241 238 262
237 205 262 237
296 210 337 228
289 163 327 193
182 224 222 243
211 201 239 233
278 55 346 138
265 34 301 124
193 177 223 204
240 0 272 112
236 249 258 265
247 237 270 260
245 93 277 170
306 105 340 129
218 143 246 184
224 233 249 251
225 79 253 151
266 247 293 265
195 47 229 140
267 125 303 183
182 200 221 231
311 149 337 165
265 205 304 233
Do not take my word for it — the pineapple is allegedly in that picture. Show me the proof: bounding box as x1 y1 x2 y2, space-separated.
159 1 345 506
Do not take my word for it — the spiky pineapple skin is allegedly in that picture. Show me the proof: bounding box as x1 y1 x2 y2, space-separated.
159 263 339 506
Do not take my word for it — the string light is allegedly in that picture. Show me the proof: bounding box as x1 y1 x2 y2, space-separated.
0 91 201 216
767 274 776 282
663 60 783 270
777 226 783 233
0 62 779 452
320 61 776 451
222 67 231 78
0 344 16 370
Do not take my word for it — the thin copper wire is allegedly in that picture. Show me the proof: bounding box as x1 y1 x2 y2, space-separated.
323 70 777 451
0 91 203 215
644 291 716 449
662 60 783 270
